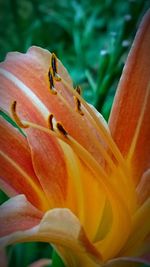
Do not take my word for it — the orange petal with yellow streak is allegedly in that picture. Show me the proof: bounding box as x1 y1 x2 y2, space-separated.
59 139 106 240
25 127 68 208
25 126 106 235
0 118 48 211
109 10 150 185
55 133 131 260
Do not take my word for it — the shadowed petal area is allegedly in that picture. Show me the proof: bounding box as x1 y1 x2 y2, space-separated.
0 195 43 238
0 249 7 267
0 208 102 267
0 118 48 211
120 198 150 257
136 169 150 204
104 256 150 266
109 10 150 185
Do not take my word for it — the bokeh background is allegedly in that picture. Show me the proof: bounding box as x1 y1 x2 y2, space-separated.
0 0 150 266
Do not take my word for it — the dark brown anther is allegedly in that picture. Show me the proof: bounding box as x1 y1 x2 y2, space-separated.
48 114 54 131
56 122 68 137
11 101 29 128
51 53 61 81
74 86 84 115
51 53 57 75
74 95 84 116
75 85 81 95
48 68 57 94
74 97 84 116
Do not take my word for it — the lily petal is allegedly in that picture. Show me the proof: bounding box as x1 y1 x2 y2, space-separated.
0 195 43 238
0 207 102 267
0 118 48 211
109 10 150 184
26 128 68 208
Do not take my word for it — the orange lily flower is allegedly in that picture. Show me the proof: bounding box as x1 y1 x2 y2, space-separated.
0 10 150 267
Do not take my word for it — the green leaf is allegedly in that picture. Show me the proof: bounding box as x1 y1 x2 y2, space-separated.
51 250 65 267
0 110 25 136
0 190 8 204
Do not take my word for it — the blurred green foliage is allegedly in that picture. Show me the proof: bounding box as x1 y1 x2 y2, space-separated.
7 243 52 267
0 0 150 266
0 0 149 118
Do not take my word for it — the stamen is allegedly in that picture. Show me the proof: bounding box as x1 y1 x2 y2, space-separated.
48 68 57 94
11 101 29 128
56 122 68 137
47 114 54 131
61 77 128 168
22 119 108 182
74 95 84 116
51 53 61 81
56 76 136 206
